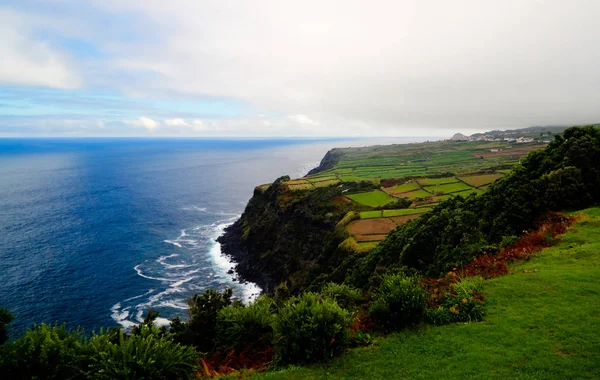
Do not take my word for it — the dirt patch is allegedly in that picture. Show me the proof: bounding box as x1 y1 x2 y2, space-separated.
474 146 543 159
390 214 421 225
355 234 388 242
348 218 397 235
330 196 352 206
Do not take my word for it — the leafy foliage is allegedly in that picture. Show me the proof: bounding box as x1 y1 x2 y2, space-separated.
320 282 364 311
369 274 426 330
0 307 13 345
171 288 233 352
86 325 198 380
274 293 351 364
0 323 86 380
216 296 275 350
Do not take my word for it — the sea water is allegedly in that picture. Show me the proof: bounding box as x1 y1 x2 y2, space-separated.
0 137 418 333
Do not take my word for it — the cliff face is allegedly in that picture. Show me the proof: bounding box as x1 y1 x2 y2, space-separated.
306 148 344 176
217 176 351 293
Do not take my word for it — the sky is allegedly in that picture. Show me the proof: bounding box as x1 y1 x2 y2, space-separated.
1 0 599 137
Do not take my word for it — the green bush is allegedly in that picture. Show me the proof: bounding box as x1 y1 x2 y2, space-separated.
274 293 351 363
425 306 454 326
369 274 426 330
0 323 86 379
0 307 13 345
320 282 364 310
216 296 275 350
171 288 233 351
443 277 485 323
86 325 198 379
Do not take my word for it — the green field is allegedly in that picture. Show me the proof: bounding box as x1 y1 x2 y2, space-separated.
417 177 459 186
426 181 473 194
346 190 397 207
381 208 430 217
257 207 600 379
306 175 338 183
359 210 383 219
458 173 504 187
402 189 434 199
357 241 380 250
384 182 420 193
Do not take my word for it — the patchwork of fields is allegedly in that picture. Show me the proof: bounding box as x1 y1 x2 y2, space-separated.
273 140 545 249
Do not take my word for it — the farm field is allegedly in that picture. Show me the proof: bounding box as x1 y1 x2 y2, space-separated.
458 173 504 187
425 181 472 194
265 138 547 251
345 190 397 207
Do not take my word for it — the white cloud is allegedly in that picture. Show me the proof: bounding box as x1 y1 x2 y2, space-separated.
124 116 160 132
0 8 81 89
164 118 189 127
6 1 600 135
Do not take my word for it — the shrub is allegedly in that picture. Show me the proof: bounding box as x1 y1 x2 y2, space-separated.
86 325 198 379
425 306 454 326
0 307 13 345
320 282 364 311
274 293 351 364
443 276 485 323
0 323 86 379
171 288 233 351
369 274 426 330
216 296 275 350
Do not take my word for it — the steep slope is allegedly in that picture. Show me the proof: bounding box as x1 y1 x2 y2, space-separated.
257 207 600 379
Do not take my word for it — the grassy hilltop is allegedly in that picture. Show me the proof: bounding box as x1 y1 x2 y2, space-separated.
258 207 600 379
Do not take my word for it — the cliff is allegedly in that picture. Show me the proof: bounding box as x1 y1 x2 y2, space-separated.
217 176 353 293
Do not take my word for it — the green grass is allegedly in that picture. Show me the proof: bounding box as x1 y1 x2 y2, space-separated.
403 189 434 199
382 208 430 217
359 210 384 219
357 241 380 250
346 190 397 208
256 207 600 379
306 176 338 183
426 181 473 194
417 177 459 186
385 182 420 193
339 175 380 184
458 173 504 187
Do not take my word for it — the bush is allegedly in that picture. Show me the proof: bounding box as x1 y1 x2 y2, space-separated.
369 274 426 330
0 323 86 379
425 306 454 326
86 325 198 379
171 288 233 351
320 283 364 311
274 293 351 364
216 296 275 350
0 307 13 345
443 277 485 323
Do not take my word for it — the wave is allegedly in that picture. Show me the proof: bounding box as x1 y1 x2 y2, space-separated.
112 213 261 330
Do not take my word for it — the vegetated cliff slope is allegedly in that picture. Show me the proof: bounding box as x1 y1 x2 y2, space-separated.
218 176 353 293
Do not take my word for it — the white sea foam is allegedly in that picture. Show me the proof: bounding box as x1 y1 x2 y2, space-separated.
113 212 262 329
163 240 182 248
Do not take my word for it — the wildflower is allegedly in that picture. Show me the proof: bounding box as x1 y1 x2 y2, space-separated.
461 298 468 304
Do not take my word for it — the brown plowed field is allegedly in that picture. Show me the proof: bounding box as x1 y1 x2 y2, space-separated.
355 234 388 242
390 214 421 225
347 218 397 235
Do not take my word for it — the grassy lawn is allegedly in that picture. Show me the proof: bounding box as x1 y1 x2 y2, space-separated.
346 190 397 207
257 207 600 379
382 208 430 217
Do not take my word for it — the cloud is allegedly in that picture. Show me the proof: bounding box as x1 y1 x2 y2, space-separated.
124 116 160 131
164 118 189 127
4 1 600 136
0 8 81 89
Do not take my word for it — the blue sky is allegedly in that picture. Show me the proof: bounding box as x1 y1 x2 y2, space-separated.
1 1 600 137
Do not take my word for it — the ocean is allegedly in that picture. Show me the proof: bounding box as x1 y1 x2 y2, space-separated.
0 137 419 334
